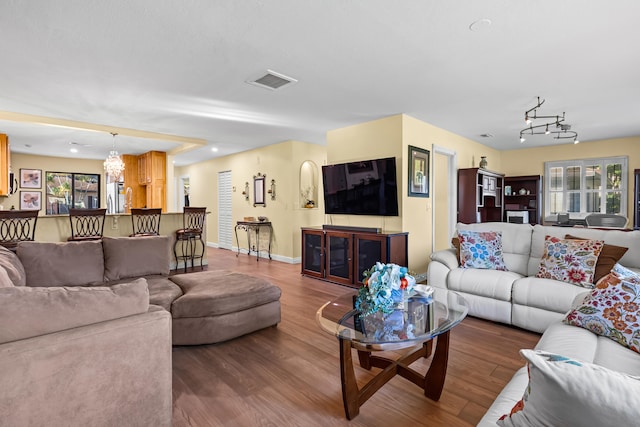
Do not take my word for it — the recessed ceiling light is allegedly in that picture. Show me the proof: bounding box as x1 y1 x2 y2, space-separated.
211 147 219 152
469 18 492 32
70 148 78 153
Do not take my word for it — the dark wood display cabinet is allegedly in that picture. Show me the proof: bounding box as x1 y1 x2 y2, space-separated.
301 226 408 288
503 175 543 225
634 169 640 230
457 168 504 223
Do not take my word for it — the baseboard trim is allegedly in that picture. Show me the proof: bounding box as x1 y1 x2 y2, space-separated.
207 243 300 264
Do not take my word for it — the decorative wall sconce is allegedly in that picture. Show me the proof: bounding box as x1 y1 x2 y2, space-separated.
268 179 276 200
242 182 249 201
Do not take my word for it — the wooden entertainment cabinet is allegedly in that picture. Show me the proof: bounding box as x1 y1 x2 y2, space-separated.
301 226 408 288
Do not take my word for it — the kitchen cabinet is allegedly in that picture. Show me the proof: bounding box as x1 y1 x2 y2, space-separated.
122 151 166 212
138 151 150 185
0 134 9 196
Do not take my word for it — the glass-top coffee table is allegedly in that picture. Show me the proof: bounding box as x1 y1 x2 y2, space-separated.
317 288 468 419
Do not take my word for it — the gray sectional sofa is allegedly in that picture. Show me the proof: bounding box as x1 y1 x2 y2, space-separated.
0 235 282 426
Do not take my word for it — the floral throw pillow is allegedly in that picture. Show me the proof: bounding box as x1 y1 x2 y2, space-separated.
497 349 640 427
564 272 640 354
457 230 507 271
536 236 604 287
612 263 640 284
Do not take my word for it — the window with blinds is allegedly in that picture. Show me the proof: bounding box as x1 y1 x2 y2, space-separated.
545 156 627 219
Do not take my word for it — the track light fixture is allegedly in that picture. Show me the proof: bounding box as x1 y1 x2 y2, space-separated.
519 97 579 144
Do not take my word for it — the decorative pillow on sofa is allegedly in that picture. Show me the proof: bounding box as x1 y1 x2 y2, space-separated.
564 272 640 354
536 235 604 287
451 236 461 264
103 236 170 281
0 245 26 286
497 349 640 427
565 234 628 284
0 267 13 288
16 240 105 287
457 230 507 270
612 263 640 284
0 278 149 344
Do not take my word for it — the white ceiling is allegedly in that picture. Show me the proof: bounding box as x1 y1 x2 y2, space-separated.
1 1 639 166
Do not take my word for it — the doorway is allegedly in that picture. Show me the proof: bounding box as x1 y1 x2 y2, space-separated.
177 176 190 212
218 170 233 250
432 146 457 251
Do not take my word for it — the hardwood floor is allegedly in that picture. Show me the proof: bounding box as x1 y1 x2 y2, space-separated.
171 248 540 427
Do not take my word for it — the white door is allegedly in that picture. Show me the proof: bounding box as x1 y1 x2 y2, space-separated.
432 146 457 251
177 176 189 211
218 170 233 250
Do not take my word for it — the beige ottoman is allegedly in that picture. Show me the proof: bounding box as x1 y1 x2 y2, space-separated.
169 270 281 345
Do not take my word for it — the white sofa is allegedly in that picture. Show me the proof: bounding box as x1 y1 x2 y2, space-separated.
426 222 640 426
428 222 640 333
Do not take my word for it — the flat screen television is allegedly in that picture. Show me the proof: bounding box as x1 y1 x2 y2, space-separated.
321 157 399 216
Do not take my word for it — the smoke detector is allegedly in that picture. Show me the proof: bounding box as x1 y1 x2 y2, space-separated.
246 70 298 91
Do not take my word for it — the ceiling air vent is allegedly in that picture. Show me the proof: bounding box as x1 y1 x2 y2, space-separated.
247 70 298 91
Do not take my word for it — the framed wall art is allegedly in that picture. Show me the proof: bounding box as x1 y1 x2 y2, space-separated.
20 191 42 210
20 168 42 189
408 145 430 197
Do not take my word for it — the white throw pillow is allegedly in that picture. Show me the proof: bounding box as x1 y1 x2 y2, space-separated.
497 349 640 427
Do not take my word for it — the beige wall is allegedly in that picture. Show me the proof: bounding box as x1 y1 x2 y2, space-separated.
501 136 640 221
8 121 637 267
2 153 106 211
402 115 502 273
326 115 404 231
176 140 326 261
325 114 503 273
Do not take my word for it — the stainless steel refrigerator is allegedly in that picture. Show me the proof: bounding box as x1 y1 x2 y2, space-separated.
106 181 125 214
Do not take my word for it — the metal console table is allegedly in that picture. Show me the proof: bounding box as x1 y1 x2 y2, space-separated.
234 221 273 261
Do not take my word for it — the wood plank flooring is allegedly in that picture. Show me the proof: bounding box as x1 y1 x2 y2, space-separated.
171 248 540 427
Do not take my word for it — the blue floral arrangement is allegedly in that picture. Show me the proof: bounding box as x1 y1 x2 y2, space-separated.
355 262 416 316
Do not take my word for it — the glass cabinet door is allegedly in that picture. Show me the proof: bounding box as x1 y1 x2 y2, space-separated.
325 231 352 285
301 229 324 277
354 235 386 284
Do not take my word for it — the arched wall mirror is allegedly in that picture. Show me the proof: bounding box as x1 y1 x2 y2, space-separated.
299 160 319 208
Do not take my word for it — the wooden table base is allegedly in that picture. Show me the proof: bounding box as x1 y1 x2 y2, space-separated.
339 331 450 420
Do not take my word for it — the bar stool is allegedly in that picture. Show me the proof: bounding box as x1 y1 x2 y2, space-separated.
0 210 39 251
130 208 162 237
173 207 206 272
68 208 106 241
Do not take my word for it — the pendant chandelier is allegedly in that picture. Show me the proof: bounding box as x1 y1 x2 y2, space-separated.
103 132 125 178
